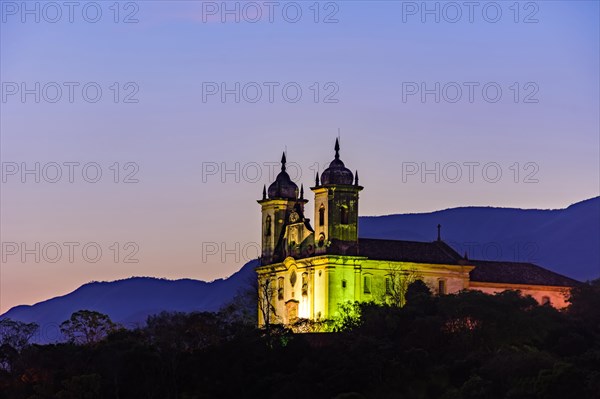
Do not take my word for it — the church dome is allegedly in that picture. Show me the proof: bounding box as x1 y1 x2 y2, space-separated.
320 139 354 185
268 153 298 199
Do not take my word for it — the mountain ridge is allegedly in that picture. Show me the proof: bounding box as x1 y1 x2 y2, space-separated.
363 197 598 218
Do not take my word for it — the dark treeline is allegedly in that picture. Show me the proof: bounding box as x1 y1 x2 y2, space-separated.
1 280 599 399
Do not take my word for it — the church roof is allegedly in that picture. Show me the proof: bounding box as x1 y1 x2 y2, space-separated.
358 238 463 265
468 260 579 287
268 152 298 200
357 238 578 288
320 138 354 186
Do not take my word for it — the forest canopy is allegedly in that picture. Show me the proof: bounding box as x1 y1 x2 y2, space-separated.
0 280 599 399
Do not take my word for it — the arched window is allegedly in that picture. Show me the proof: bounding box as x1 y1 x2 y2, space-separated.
438 280 447 295
319 204 325 226
318 233 325 247
541 296 551 305
265 215 272 237
340 205 349 225
363 275 372 294
269 278 276 298
277 277 284 300
302 273 309 296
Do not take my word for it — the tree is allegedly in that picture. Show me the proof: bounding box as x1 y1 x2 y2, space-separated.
332 301 362 332
145 311 223 352
380 265 422 307
405 279 433 306
60 310 117 345
0 318 38 372
219 275 258 326
257 275 279 334
55 374 102 399
567 278 600 331
0 318 39 351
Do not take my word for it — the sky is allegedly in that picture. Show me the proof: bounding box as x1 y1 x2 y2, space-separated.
1 0 599 313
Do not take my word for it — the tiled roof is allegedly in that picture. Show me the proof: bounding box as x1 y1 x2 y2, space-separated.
469 260 579 287
356 238 578 287
358 238 463 265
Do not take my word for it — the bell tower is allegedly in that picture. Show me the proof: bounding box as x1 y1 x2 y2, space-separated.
311 139 363 256
258 153 303 265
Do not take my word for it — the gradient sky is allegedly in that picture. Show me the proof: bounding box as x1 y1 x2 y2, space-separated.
1 1 599 313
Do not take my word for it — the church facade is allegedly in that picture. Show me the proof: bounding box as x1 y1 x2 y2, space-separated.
256 140 577 327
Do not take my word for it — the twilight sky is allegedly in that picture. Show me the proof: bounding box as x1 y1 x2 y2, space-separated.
1 1 599 313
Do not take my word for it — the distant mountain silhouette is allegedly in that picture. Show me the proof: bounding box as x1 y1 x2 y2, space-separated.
360 197 599 282
2 198 598 343
2 260 258 343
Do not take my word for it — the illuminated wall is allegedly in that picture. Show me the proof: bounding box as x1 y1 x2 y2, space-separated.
257 255 573 327
469 282 571 309
256 255 474 326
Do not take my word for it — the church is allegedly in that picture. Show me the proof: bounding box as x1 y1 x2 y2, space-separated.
256 140 577 327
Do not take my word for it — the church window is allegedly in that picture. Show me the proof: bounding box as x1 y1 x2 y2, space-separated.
340 205 349 225
438 280 447 295
277 277 284 300
363 275 372 294
318 233 325 247
541 296 551 305
319 205 325 226
385 277 392 295
342 279 347 289
265 215 272 237
268 278 276 299
302 273 308 296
